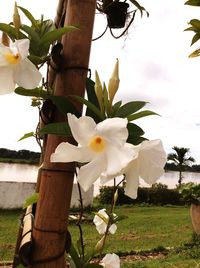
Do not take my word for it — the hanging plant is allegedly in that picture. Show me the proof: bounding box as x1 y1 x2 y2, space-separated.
104 1 130 29
96 0 149 38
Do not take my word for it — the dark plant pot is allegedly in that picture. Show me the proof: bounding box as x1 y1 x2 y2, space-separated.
105 1 129 29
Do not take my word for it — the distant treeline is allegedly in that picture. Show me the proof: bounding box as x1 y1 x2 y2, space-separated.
0 148 41 164
0 148 200 171
165 162 200 173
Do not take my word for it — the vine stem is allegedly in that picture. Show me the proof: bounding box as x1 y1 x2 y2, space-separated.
76 168 85 260
98 177 117 260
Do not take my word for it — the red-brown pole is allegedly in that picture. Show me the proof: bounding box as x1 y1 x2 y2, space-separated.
30 1 96 267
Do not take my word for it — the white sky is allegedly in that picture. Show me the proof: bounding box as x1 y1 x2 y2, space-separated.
0 0 200 163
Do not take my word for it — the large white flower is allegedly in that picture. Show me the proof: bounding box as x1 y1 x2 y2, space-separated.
100 253 120 268
51 114 134 191
0 38 42 94
101 139 167 199
93 209 117 235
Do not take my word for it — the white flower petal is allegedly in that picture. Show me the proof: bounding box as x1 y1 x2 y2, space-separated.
138 140 167 185
109 224 117 234
124 160 140 199
67 113 96 145
105 144 134 175
93 209 106 225
77 155 106 191
51 142 93 163
14 59 41 89
101 253 120 268
0 67 15 94
100 173 115 185
14 39 29 60
0 46 11 66
97 117 128 146
93 209 107 234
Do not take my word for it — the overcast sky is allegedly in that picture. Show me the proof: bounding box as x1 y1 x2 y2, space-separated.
1 0 200 163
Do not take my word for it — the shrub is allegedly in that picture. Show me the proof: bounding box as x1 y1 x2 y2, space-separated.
98 184 183 205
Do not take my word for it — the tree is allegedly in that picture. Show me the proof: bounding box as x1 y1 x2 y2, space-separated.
167 146 195 186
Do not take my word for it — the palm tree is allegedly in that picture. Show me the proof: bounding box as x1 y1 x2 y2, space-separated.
167 146 195 187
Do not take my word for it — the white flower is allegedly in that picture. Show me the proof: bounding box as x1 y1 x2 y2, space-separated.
100 253 120 268
0 38 42 94
101 139 167 199
51 114 134 191
93 209 117 235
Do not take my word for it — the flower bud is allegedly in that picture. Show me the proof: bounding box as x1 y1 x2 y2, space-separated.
2 32 10 47
13 2 21 33
103 82 110 115
95 70 103 108
95 235 105 252
108 58 120 104
113 189 118 207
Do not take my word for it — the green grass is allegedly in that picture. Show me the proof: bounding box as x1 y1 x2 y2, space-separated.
0 209 22 262
1 206 200 267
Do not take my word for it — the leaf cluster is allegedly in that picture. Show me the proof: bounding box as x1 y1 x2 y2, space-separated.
179 182 200 205
184 0 200 57
15 77 158 145
74 78 157 145
0 6 77 65
96 0 149 17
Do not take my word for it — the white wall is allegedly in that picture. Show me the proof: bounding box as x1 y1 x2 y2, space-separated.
0 182 93 209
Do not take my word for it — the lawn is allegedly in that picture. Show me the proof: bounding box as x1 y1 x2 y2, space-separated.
0 205 200 267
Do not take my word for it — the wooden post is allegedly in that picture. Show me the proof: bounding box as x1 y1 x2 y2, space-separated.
30 1 96 267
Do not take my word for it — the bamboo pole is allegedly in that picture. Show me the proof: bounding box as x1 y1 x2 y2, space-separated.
35 0 68 193
12 2 68 264
30 1 96 267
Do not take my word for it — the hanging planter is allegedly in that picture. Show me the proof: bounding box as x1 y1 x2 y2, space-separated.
95 0 149 39
104 1 129 29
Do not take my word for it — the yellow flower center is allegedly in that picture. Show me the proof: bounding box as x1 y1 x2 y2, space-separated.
89 135 105 153
5 52 20 65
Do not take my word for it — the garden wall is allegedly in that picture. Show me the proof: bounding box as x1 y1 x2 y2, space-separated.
0 181 93 209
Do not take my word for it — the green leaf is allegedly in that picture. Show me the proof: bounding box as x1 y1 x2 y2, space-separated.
20 24 40 43
48 96 80 117
127 122 144 136
111 100 122 116
76 238 83 257
15 87 48 98
129 0 149 17
116 101 147 118
69 244 82 268
103 84 110 116
189 48 200 57
185 0 200 6
127 135 147 145
17 6 38 28
86 78 101 123
190 19 200 30
28 54 48 65
23 193 39 209
127 122 146 145
39 26 78 49
71 95 104 120
0 23 26 39
127 110 158 121
18 132 35 142
191 33 200 45
39 122 72 136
